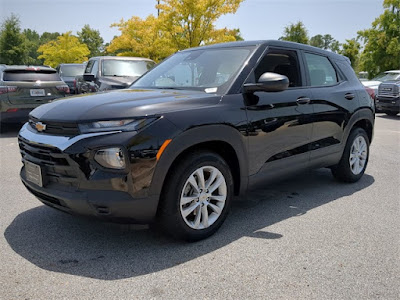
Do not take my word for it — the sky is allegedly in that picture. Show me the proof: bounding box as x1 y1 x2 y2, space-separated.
1 0 384 44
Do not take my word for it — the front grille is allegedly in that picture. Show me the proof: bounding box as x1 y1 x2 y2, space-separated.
378 83 399 97
29 117 80 136
19 137 78 186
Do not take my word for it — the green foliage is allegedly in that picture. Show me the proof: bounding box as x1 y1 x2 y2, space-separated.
310 34 341 52
37 32 90 67
279 21 309 44
0 14 27 65
40 32 60 44
22 29 43 65
77 24 104 57
340 38 361 69
309 34 324 48
358 0 400 78
108 0 244 61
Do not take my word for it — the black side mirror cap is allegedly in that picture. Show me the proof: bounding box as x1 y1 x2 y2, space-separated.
243 72 289 93
83 74 95 82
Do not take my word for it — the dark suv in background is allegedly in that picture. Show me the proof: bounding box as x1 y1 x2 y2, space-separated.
375 75 400 116
18 41 374 241
56 63 86 94
75 56 155 93
0 65 69 124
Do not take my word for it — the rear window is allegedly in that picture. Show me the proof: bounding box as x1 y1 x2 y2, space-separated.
59 65 85 77
3 70 61 82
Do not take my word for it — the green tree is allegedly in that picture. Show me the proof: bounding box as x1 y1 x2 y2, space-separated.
340 38 361 69
358 0 400 77
309 34 324 48
77 24 104 57
330 40 341 53
40 32 60 44
0 14 27 64
22 29 42 65
279 21 309 44
37 32 90 67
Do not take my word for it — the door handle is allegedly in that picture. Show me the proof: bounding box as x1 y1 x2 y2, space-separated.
296 97 311 105
345 93 355 100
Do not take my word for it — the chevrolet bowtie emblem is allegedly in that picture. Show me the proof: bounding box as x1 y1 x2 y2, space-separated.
35 122 46 132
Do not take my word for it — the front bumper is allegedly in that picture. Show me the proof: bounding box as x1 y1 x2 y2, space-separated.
18 123 159 223
376 96 400 113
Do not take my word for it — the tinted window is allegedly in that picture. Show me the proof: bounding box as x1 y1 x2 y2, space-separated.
3 70 61 82
304 53 338 86
59 65 85 77
254 49 302 87
102 60 155 77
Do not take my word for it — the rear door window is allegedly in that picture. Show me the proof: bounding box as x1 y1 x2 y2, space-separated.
3 70 61 82
304 53 338 86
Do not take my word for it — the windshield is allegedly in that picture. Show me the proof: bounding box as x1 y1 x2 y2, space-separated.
372 72 400 81
131 47 254 93
102 60 155 77
59 65 85 77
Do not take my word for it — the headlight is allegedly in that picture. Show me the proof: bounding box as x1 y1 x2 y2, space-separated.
79 118 157 133
94 147 126 169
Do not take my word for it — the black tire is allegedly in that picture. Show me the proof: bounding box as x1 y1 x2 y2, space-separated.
157 151 234 242
385 111 398 116
331 128 369 183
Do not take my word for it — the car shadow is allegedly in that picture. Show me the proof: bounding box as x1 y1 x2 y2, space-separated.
376 114 399 120
4 168 375 280
0 123 22 138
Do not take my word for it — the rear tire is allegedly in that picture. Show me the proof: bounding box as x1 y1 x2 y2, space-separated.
331 128 369 183
385 111 398 116
157 151 233 242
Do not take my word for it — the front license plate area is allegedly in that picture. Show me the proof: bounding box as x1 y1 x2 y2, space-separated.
25 161 43 187
30 89 45 97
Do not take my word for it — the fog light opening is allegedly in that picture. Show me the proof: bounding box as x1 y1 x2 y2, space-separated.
94 148 126 169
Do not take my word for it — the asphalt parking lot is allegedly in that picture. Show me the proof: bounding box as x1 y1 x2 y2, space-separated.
0 114 399 299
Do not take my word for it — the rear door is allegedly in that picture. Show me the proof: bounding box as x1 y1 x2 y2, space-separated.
302 52 359 165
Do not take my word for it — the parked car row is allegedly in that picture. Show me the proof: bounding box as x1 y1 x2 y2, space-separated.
361 70 400 116
0 56 156 124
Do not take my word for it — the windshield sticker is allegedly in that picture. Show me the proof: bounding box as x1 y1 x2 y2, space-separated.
205 87 218 93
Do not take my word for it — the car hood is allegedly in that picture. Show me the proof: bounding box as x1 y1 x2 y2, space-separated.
30 89 221 122
362 80 381 89
100 76 138 87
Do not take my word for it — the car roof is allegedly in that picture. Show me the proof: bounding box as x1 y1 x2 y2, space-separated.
58 63 85 66
89 56 155 62
2 65 56 72
385 70 400 73
182 40 347 61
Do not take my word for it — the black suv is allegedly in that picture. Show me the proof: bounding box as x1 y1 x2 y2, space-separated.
18 41 374 241
376 78 400 116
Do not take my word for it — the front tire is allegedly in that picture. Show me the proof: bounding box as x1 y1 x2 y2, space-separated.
385 111 398 116
331 128 369 183
158 151 234 241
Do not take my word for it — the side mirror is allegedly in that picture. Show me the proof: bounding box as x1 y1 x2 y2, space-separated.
243 72 289 93
83 74 95 82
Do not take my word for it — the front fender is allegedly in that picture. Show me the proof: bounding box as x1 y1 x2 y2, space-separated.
150 124 249 199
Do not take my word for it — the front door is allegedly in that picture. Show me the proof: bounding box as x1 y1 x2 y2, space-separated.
245 47 314 185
